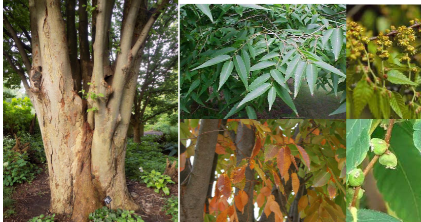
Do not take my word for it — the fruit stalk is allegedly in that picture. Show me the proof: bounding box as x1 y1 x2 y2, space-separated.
350 119 395 208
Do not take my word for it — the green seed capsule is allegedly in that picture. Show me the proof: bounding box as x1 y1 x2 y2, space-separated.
370 138 389 155
379 152 397 169
348 168 364 187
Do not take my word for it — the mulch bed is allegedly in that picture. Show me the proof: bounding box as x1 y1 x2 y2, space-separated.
4 165 177 222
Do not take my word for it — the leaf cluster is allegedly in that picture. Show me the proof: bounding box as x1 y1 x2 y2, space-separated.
162 195 178 222
140 170 175 195
88 207 144 222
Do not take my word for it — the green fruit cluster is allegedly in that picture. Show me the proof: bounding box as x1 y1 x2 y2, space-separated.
370 138 397 169
346 188 365 204
349 168 364 187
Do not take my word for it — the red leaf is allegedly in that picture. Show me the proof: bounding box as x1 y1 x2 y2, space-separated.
216 174 232 197
296 145 311 170
215 143 226 154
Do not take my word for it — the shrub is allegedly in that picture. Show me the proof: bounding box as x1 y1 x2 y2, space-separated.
28 214 55 222
88 207 144 222
162 195 178 222
3 186 15 218
3 97 36 135
141 170 175 195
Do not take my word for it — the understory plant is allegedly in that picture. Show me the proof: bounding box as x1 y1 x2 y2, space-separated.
88 207 144 222
180 4 346 118
162 195 178 222
346 119 421 221
141 170 174 195
28 214 55 222
347 19 421 118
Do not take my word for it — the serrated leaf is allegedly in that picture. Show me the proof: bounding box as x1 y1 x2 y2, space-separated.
246 106 257 119
285 55 300 80
250 61 276 72
192 55 231 71
387 70 418 86
195 4 213 22
322 29 333 48
331 28 343 61
306 63 318 96
249 73 271 91
234 55 249 90
368 91 382 119
313 61 345 78
241 49 251 74
186 79 200 96
294 61 307 98
379 93 390 118
373 123 421 222
237 83 271 108
296 145 310 170
270 69 291 93
218 61 234 91
274 84 298 116
260 52 280 61
414 120 421 153
212 47 236 57
353 79 373 118
291 173 300 194
346 119 372 175
390 92 405 118
281 49 296 66
313 171 330 187
268 87 276 111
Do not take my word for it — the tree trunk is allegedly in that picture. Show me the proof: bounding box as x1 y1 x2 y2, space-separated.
234 123 256 222
181 119 219 222
133 121 144 143
24 0 169 221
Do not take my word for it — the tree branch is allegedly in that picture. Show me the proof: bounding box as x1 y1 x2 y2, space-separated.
3 16 32 70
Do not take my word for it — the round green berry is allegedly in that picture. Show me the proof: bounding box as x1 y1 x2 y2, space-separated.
379 152 397 169
370 138 389 155
346 188 365 203
349 168 364 187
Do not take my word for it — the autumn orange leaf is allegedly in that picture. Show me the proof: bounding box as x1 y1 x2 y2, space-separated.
298 195 308 212
272 171 284 194
217 174 231 197
209 196 218 214
234 190 248 213
296 145 311 170
264 145 278 161
264 195 275 217
215 143 226 154
216 208 228 222
218 197 229 212
180 152 186 171
256 193 265 207
260 186 271 197
269 201 284 220
312 128 320 135
290 154 298 170
251 136 263 159
292 173 300 194
321 138 326 145
232 166 246 183
277 148 291 180
327 181 337 199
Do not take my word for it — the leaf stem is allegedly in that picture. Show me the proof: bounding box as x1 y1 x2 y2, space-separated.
350 119 395 208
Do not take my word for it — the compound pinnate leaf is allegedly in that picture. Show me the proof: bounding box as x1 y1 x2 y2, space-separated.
270 69 290 92
387 70 418 86
249 73 271 91
331 28 343 61
195 4 213 22
218 61 234 91
306 63 318 96
373 122 421 222
268 87 276 111
346 119 372 175
237 83 271 108
192 55 231 71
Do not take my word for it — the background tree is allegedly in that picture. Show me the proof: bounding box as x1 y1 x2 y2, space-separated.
131 14 178 143
180 4 346 119
3 0 176 220
180 119 346 222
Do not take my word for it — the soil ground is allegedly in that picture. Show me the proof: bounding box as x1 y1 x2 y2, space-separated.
4 164 177 222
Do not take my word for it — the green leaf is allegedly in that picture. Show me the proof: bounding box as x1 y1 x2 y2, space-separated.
246 106 257 119
352 79 373 118
373 122 421 222
268 87 276 111
249 73 270 91
329 102 346 116
294 61 307 98
274 84 298 116
241 49 251 75
390 92 405 118
387 70 418 86
414 120 421 153
313 171 331 187
281 49 296 66
368 91 382 119
224 102 245 119
285 55 301 80
248 44 256 60
346 119 372 175
192 55 231 71
270 69 291 93
250 61 276 72
260 52 280 61
331 28 343 61
212 47 236 57
234 55 249 90
186 79 200 96
306 63 318 96
239 4 269 10
379 92 390 118
322 29 333 48
313 61 345 78
346 209 401 222
195 4 213 22
218 61 234 91
237 83 271 108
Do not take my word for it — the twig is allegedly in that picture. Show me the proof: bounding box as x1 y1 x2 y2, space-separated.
350 119 395 208
369 23 421 41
